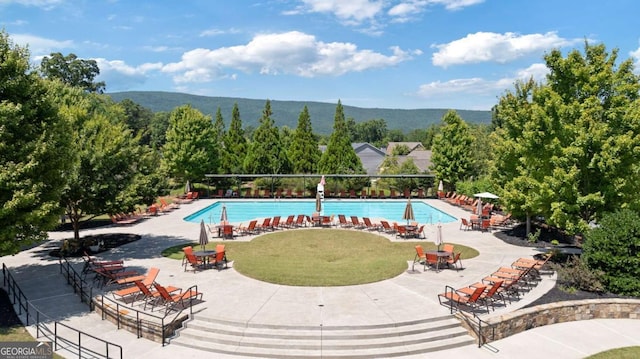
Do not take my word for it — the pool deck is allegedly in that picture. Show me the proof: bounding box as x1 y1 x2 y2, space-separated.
3 198 640 358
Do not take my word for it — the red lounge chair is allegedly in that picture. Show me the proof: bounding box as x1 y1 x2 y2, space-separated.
438 285 488 313
153 283 203 314
362 217 380 231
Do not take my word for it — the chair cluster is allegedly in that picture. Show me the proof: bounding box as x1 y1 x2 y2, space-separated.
437 253 553 314
182 245 228 272
334 215 426 239
413 244 462 272
111 266 203 314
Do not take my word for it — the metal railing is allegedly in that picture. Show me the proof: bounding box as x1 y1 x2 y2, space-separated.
61 257 198 346
2 262 122 359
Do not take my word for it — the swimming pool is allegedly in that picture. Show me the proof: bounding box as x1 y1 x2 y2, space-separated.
184 200 456 225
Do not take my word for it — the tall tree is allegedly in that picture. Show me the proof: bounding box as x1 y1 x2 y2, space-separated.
318 101 365 175
119 99 153 146
54 85 144 241
289 105 321 173
493 43 640 234
430 110 474 191
244 100 291 174
0 31 74 255
149 111 170 150
40 52 105 93
222 103 247 174
353 118 387 147
213 107 226 151
162 105 218 184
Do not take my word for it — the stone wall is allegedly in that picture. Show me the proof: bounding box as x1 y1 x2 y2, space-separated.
93 298 188 344
486 299 640 342
460 299 640 343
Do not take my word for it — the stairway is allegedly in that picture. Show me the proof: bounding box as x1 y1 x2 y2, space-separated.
171 313 475 358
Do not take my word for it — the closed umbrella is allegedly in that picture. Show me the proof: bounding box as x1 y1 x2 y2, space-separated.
199 220 209 250
476 197 483 216
315 192 322 213
436 223 443 251
185 180 191 194
220 205 228 224
403 198 415 225
438 180 444 192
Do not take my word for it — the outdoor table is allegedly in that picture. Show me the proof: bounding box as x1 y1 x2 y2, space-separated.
194 250 217 269
425 250 452 271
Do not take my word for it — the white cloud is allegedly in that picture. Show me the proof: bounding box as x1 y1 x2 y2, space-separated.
295 0 384 24
199 28 241 37
426 0 484 11
416 63 549 98
0 0 63 9
630 44 640 74
432 31 578 67
162 31 417 83
10 33 73 55
94 58 163 90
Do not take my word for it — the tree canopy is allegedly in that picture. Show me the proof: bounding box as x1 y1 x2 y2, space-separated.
318 101 365 175
40 52 106 93
244 100 291 174
0 31 74 254
492 43 640 234
162 105 219 183
430 110 475 191
288 105 321 173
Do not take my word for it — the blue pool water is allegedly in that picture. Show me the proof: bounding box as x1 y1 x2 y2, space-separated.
184 200 456 225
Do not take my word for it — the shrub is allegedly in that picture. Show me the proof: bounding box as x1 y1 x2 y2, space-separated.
552 256 605 293
581 209 640 296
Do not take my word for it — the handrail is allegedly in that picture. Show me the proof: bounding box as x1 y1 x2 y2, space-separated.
456 309 495 348
58 257 93 309
97 284 198 345
2 262 122 359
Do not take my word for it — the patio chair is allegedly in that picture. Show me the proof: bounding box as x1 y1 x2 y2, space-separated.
350 216 365 229
153 283 203 314
458 281 505 311
112 267 160 301
184 253 204 272
294 214 306 227
460 218 473 231
211 245 228 271
412 245 439 271
221 224 234 240
442 243 454 254
413 225 425 239
380 220 396 234
437 284 488 313
133 280 179 310
362 217 380 231
445 252 463 271
396 225 410 239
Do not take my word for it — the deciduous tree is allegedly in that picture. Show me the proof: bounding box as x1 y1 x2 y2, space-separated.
40 52 105 93
162 105 219 184
0 32 74 254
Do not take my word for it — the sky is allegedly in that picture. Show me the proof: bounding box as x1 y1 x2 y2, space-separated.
3 0 640 110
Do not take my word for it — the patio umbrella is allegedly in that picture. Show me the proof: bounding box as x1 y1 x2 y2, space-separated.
474 192 499 199
438 180 444 192
199 220 209 250
436 223 443 251
320 175 326 186
476 197 483 216
185 180 191 194
315 192 322 213
403 198 415 224
220 205 228 224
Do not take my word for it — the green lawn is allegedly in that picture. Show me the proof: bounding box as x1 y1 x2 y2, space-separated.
586 346 640 359
163 228 479 286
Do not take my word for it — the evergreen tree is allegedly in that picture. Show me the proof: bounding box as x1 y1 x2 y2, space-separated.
289 105 321 173
318 101 365 175
222 103 247 174
244 100 291 174
430 110 474 191
0 31 74 254
162 105 218 184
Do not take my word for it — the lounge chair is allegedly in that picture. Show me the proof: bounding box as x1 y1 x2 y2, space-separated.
458 281 505 311
112 267 161 301
257 217 272 232
380 220 396 234
153 283 203 314
362 217 380 231
281 215 295 229
438 285 488 313
350 216 365 229
337 214 352 228
294 214 306 227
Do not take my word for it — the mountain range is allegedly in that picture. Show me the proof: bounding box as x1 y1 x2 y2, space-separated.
107 91 492 135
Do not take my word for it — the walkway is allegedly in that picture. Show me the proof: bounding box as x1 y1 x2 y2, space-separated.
2 198 639 358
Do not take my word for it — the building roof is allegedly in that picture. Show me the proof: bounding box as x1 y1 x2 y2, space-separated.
386 142 425 155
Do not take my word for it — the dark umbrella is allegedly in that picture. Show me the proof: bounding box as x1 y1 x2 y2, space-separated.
199 220 209 250
220 205 228 224
403 198 415 225
315 192 322 213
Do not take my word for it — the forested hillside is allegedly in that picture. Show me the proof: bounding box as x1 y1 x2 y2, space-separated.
108 91 492 135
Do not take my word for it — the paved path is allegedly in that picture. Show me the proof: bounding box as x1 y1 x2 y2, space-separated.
2 198 639 358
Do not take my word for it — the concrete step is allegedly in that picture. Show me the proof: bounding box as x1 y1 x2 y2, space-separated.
170 314 475 358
